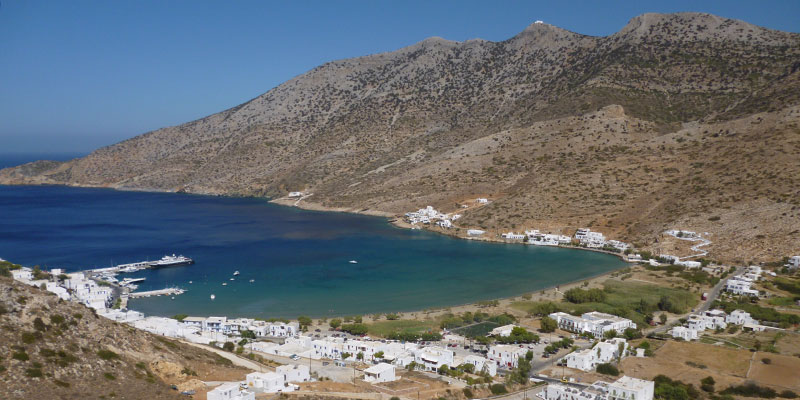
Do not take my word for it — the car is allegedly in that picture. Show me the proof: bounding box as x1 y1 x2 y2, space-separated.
315 329 321 332
322 361 330 366
290 354 300 361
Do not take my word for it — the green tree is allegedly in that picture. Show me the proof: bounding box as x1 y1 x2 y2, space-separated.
329 318 342 329
540 316 557 333
660 313 668 324
604 329 618 339
222 342 235 352
297 316 312 329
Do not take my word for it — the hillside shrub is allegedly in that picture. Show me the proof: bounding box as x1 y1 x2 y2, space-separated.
596 363 619 376
490 384 508 395
721 383 777 398
103 372 116 380
97 349 119 360
25 368 43 378
12 351 29 361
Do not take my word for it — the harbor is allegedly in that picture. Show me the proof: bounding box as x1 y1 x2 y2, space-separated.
128 287 186 298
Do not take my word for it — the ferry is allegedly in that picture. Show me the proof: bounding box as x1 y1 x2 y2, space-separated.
149 254 194 268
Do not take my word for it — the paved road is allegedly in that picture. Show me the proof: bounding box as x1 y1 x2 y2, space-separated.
181 341 269 372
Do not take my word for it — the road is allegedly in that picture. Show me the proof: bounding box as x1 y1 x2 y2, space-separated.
649 265 743 335
180 341 269 372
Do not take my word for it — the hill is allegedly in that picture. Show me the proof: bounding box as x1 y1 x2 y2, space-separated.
1 12 799 261
0 273 249 399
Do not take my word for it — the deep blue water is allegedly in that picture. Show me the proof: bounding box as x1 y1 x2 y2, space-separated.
0 184 626 318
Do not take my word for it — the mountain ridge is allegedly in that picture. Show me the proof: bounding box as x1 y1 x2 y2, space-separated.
2 12 799 261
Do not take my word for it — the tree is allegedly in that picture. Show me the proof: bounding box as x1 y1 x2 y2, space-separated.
171 314 188 322
374 351 384 359
341 323 368 336
240 330 256 339
540 316 558 333
329 318 342 329
342 352 352 360
660 313 668 324
526 350 534 361
222 342 235 352
356 352 364 361
354 315 363 323
623 328 642 340
596 363 619 376
297 316 312 329
603 329 618 339
438 364 450 375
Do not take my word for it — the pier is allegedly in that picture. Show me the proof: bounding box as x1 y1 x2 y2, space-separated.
128 288 186 299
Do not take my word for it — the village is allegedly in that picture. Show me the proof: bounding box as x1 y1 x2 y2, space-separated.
6 243 800 399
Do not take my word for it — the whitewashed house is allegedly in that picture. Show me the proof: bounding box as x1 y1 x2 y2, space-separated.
562 339 628 372
477 198 489 204
363 363 397 383
246 371 286 393
608 376 655 400
501 232 525 240
788 256 800 269
277 364 310 383
467 229 485 237
549 312 636 337
489 324 517 337
414 346 454 371
726 310 755 325
668 326 698 341
726 277 759 297
488 344 528 369
575 229 606 248
208 383 255 400
460 354 497 376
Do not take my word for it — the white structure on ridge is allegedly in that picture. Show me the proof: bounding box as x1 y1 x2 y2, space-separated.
541 376 654 400
207 382 255 400
668 326 698 341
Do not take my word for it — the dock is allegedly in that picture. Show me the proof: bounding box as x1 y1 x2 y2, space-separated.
128 288 186 298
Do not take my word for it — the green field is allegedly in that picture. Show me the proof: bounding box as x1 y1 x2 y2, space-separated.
366 319 439 337
511 279 700 327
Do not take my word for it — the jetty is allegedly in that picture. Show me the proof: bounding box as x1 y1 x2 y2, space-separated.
128 288 186 298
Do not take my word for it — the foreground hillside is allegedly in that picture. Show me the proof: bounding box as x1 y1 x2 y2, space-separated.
0 275 248 399
2 12 799 261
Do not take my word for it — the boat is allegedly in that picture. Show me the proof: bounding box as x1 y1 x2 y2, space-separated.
229 278 234 281
222 282 227 286
189 280 192 284
210 294 215 300
149 254 194 268
349 260 358 264
233 271 240 276
249 279 255 283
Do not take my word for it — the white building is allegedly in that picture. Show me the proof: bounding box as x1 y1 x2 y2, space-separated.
541 377 653 400
277 364 310 383
501 232 525 240
726 310 755 326
687 313 726 331
668 326 698 341
467 229 485 237
726 276 759 297
575 229 606 248
489 324 517 337
363 363 397 383
562 338 628 372
246 372 286 393
676 260 701 268
414 346 454 371
488 344 528 369
477 198 489 204
288 192 303 198
549 312 636 337
458 354 497 376
11 268 33 282
608 376 655 400
207 382 255 400
788 256 800 269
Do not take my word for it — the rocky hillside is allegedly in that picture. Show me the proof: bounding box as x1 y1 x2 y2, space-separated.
2 12 799 261
0 274 249 399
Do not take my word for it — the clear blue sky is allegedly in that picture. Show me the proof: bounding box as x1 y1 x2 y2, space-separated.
1 0 798 154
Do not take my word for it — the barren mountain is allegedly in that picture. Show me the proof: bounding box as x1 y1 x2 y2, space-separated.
2 12 799 261
0 271 248 399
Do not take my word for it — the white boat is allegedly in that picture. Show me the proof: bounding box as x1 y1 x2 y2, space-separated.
249 279 255 283
233 271 240 276
349 260 358 264
229 278 234 281
149 254 194 268
189 281 192 284
210 294 215 300
222 282 227 286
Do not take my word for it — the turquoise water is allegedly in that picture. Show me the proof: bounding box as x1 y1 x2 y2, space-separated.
0 185 626 318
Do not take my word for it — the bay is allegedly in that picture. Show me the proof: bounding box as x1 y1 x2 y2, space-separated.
0 184 626 318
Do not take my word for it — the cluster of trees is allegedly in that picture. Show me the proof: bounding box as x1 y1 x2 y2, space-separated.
506 350 534 384
340 323 368 336
721 383 797 399
540 316 557 333
653 375 701 400
495 327 539 344
0 260 22 277
439 312 516 330
596 363 619 376
544 337 573 354
564 288 607 304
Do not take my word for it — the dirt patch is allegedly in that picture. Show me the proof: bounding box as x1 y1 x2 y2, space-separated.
747 352 800 390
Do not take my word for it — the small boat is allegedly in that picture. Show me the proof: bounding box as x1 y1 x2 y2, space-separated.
233 271 240 276
189 280 192 284
171 297 175 300
249 279 255 283
349 260 358 264
222 282 227 286
210 294 215 300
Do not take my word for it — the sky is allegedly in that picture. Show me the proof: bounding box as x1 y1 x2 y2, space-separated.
1 1 798 155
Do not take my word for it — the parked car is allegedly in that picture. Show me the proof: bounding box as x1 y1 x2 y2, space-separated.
290 354 300 361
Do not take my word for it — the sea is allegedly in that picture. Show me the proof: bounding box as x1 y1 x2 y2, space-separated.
0 154 626 318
